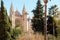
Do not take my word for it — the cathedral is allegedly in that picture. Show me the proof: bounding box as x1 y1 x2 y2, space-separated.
10 3 32 32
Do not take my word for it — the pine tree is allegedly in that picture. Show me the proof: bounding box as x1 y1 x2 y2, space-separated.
31 0 44 33
0 0 12 40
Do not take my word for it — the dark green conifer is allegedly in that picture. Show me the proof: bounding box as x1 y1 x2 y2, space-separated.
32 0 44 33
0 0 12 40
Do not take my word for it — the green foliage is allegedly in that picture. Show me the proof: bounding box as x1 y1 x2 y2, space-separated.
54 11 60 39
0 0 12 40
31 0 44 33
47 5 58 37
54 11 60 27
47 16 57 37
11 28 22 40
49 5 58 16
47 34 56 40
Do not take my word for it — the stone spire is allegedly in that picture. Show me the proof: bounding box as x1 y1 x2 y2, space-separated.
22 5 28 15
10 3 15 28
10 3 14 10
10 3 14 17
15 8 21 16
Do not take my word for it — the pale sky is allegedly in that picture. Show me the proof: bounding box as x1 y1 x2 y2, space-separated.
2 0 60 19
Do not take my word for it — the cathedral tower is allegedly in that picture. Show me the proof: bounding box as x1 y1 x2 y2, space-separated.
22 5 29 32
10 3 14 17
10 3 15 28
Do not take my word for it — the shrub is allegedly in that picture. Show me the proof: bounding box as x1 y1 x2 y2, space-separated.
11 28 22 40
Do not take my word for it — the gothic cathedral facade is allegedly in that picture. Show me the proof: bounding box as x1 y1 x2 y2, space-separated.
10 3 32 32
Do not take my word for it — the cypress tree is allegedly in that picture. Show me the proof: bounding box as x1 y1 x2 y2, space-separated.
0 0 12 40
31 0 44 33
